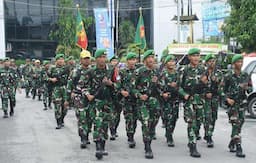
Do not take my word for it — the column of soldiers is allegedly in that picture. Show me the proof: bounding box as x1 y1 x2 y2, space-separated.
0 47 251 160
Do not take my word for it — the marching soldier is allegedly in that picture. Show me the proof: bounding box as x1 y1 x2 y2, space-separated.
65 50 92 149
224 54 251 158
202 54 223 147
132 50 161 159
0 58 18 118
160 55 180 147
78 49 115 159
41 60 51 110
22 58 33 98
118 52 138 148
31 60 43 100
48 54 69 129
109 55 122 140
179 48 208 157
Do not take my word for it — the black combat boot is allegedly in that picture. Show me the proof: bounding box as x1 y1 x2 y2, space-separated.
101 140 108 156
85 133 90 144
110 128 116 141
189 143 201 158
236 143 245 158
55 119 62 129
207 136 214 148
9 105 14 117
3 111 8 118
228 139 236 152
144 141 154 159
167 135 175 147
43 103 47 110
95 141 103 159
196 130 201 140
38 95 42 101
80 136 87 149
127 133 136 148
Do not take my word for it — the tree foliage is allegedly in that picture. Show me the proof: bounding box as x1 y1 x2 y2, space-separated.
223 0 256 52
49 0 93 56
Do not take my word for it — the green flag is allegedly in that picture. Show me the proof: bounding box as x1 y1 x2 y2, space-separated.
134 8 147 50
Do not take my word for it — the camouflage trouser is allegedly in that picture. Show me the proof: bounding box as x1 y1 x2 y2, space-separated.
31 80 42 98
1 87 15 112
24 79 31 96
109 100 122 134
162 99 179 141
123 101 138 136
203 97 218 137
227 104 245 144
73 93 93 138
42 85 49 107
52 86 67 121
138 97 160 143
92 99 112 141
184 94 204 144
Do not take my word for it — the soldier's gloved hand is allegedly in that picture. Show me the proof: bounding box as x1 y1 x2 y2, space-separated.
168 82 177 88
86 94 95 101
206 93 212 99
226 98 235 106
121 90 129 97
184 94 190 101
140 94 148 101
201 75 208 84
64 101 69 108
162 92 170 99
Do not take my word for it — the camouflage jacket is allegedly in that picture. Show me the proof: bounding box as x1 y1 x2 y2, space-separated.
204 68 224 97
48 65 69 87
0 66 18 89
160 69 180 100
78 64 115 101
22 64 33 80
179 64 207 97
224 70 251 103
132 65 161 99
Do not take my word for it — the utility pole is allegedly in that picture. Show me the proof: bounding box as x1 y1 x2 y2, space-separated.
177 0 181 43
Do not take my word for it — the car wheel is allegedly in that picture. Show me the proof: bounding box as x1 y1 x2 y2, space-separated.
248 97 256 118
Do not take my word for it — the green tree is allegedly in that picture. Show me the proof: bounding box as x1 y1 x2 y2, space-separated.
223 0 256 52
49 0 93 56
119 20 135 49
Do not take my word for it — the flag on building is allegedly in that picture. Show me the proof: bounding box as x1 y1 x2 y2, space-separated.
75 7 88 49
134 7 147 50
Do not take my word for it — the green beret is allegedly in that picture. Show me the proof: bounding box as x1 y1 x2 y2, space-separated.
143 49 155 61
110 56 119 62
232 54 243 64
188 48 200 55
55 53 65 60
204 53 216 62
90 57 95 61
4 57 10 61
95 49 107 58
43 60 50 65
164 55 176 64
126 52 137 60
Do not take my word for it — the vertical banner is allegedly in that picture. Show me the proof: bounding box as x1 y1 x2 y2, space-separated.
94 8 114 59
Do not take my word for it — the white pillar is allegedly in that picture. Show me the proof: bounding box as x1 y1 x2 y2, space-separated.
0 0 6 59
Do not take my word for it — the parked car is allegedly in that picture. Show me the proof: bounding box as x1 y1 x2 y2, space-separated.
242 57 256 118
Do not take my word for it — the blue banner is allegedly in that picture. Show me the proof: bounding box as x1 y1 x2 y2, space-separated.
94 8 114 59
203 19 225 37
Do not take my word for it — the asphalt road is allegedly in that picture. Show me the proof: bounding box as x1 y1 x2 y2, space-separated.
0 91 256 163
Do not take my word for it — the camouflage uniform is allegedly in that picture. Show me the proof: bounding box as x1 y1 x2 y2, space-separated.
22 63 33 97
224 67 251 157
179 62 207 157
31 65 43 100
41 65 50 110
203 67 223 146
0 63 18 117
160 69 180 146
66 65 92 147
117 65 138 146
48 64 69 129
132 65 161 147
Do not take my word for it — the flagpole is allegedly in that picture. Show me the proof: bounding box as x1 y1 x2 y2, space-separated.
139 7 142 63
